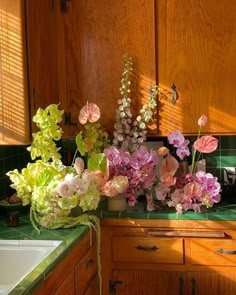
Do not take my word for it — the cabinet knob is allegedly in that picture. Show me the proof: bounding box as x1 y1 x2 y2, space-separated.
109 280 123 294
60 0 72 13
179 276 184 295
86 259 94 268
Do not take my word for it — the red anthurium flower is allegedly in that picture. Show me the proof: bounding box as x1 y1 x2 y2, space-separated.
193 135 218 153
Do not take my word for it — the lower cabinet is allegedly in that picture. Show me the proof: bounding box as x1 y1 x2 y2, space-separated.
34 230 99 295
101 219 236 295
112 270 186 295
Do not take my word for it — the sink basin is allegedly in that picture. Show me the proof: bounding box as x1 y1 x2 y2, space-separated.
0 240 62 295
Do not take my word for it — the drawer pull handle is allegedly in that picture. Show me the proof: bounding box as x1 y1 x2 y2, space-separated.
217 248 236 255
136 245 158 251
148 230 225 238
86 259 94 268
179 276 184 295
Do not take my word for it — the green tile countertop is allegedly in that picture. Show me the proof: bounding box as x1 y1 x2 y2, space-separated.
98 200 236 221
0 214 91 295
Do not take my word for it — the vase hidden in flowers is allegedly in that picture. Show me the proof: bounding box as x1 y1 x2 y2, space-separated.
107 194 127 212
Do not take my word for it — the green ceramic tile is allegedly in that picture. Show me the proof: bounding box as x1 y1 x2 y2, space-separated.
221 154 236 167
205 151 220 168
220 135 236 149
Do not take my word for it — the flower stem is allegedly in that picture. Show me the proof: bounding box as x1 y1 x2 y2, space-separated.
191 125 202 174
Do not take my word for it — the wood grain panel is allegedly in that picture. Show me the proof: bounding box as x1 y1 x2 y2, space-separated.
157 0 236 135
26 0 59 114
191 239 236 266
113 270 186 295
63 0 156 136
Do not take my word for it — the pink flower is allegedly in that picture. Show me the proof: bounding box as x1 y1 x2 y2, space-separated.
58 181 74 197
193 135 218 153
74 157 84 174
78 102 100 124
157 146 169 156
155 183 170 200
168 131 185 148
176 141 190 160
198 115 207 126
159 155 179 178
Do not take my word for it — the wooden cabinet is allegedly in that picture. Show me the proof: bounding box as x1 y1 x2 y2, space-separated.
156 0 236 135
26 0 157 137
101 218 236 295
25 0 236 137
33 230 99 295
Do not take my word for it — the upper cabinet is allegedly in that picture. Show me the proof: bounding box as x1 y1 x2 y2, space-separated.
156 0 236 135
27 0 157 137
26 0 236 138
0 0 30 144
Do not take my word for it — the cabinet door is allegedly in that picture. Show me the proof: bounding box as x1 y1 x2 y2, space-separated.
112 270 186 295
54 271 75 295
157 0 236 135
188 272 236 295
62 0 157 136
75 244 97 295
83 275 100 295
26 0 62 125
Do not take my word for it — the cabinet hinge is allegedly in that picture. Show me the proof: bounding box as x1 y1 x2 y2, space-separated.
60 0 72 13
109 280 123 295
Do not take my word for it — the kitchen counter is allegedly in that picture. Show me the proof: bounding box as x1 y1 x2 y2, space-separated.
1 200 236 294
98 200 236 221
0 214 91 295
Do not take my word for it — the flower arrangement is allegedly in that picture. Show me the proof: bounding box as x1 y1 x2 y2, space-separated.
7 103 107 232
152 115 221 214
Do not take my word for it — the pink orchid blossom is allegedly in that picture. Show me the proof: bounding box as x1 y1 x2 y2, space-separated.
155 183 171 200
168 131 185 148
193 135 218 153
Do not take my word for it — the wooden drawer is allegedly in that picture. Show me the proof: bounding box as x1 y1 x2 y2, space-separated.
75 243 98 294
191 239 236 266
112 237 184 264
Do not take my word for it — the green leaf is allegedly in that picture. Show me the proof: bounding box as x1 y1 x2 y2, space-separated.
88 153 107 173
75 132 87 156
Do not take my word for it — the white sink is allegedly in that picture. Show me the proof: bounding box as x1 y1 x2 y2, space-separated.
0 240 62 295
